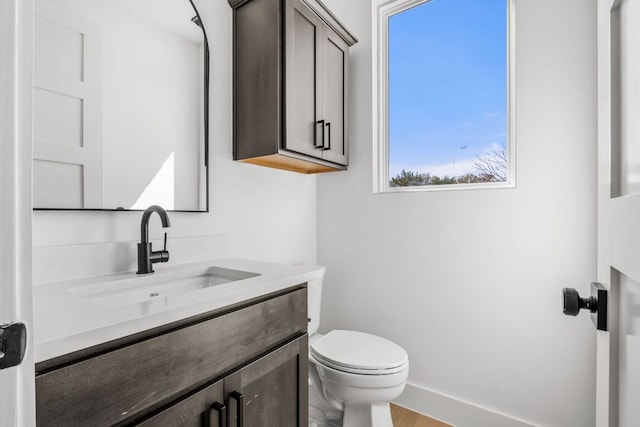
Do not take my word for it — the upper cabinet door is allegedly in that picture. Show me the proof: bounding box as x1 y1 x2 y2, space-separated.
285 0 323 158
320 26 349 166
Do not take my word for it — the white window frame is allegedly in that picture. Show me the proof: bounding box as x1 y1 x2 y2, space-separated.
372 0 517 193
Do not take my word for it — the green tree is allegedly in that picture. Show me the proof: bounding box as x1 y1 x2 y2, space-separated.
389 170 500 187
455 173 496 183
389 170 433 187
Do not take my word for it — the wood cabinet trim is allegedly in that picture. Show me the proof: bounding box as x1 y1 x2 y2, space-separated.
241 154 344 174
229 0 357 46
299 0 357 46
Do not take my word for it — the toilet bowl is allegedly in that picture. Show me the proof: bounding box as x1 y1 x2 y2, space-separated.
307 277 409 427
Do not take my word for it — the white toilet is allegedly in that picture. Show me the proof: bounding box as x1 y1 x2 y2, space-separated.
307 277 409 427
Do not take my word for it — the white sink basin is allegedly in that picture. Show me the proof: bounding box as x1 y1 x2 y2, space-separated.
68 266 260 309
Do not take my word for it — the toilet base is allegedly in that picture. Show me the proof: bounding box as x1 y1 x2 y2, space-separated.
309 372 343 427
309 406 342 427
342 402 393 427
308 356 404 427
309 402 393 427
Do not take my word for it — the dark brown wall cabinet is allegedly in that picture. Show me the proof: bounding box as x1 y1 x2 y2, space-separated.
228 0 357 174
35 287 308 427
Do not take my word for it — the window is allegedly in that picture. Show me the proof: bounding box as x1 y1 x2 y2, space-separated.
373 0 514 192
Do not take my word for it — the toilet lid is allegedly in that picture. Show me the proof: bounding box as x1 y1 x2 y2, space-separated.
310 330 408 375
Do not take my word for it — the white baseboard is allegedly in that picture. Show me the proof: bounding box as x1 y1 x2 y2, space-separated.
393 382 535 427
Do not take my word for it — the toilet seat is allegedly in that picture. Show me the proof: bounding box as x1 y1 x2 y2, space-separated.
310 330 408 375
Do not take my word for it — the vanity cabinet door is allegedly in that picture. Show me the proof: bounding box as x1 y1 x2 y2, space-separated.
136 380 224 427
224 335 308 427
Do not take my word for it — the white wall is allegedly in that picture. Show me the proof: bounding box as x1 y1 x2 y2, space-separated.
33 0 317 268
317 0 597 426
100 5 202 210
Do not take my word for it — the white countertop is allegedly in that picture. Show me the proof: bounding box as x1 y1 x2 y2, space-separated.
34 258 325 363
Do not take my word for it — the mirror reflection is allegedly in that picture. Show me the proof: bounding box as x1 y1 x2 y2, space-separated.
33 0 208 211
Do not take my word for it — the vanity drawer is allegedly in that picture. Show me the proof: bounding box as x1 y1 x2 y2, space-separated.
35 287 307 426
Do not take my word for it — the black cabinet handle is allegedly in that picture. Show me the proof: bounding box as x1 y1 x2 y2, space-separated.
315 120 325 148
323 122 331 150
208 402 226 427
229 391 244 427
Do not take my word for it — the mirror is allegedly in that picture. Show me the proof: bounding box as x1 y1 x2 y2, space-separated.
33 0 209 211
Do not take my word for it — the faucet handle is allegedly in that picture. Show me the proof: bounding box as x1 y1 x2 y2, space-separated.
148 233 170 265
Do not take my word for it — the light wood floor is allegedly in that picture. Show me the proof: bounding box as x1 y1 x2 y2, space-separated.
390 403 452 427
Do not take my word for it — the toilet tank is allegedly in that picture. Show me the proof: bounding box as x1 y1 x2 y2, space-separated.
307 276 324 336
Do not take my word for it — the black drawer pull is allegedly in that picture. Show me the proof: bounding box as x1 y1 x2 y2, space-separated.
229 391 244 427
208 401 226 427
323 122 331 150
315 120 325 148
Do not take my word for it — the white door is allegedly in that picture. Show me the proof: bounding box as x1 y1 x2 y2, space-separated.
0 0 35 425
596 0 640 425
33 0 103 209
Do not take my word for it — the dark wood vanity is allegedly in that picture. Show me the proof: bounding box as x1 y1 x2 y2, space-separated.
35 285 308 426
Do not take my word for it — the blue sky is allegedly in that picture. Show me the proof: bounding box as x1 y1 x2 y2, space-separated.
388 0 507 178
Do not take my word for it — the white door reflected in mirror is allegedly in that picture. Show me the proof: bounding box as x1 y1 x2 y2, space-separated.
33 0 208 211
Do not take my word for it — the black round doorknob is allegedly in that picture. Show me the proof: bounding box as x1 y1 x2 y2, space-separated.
563 288 581 316
563 288 597 316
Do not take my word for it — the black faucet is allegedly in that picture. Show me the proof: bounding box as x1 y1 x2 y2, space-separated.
137 205 171 274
